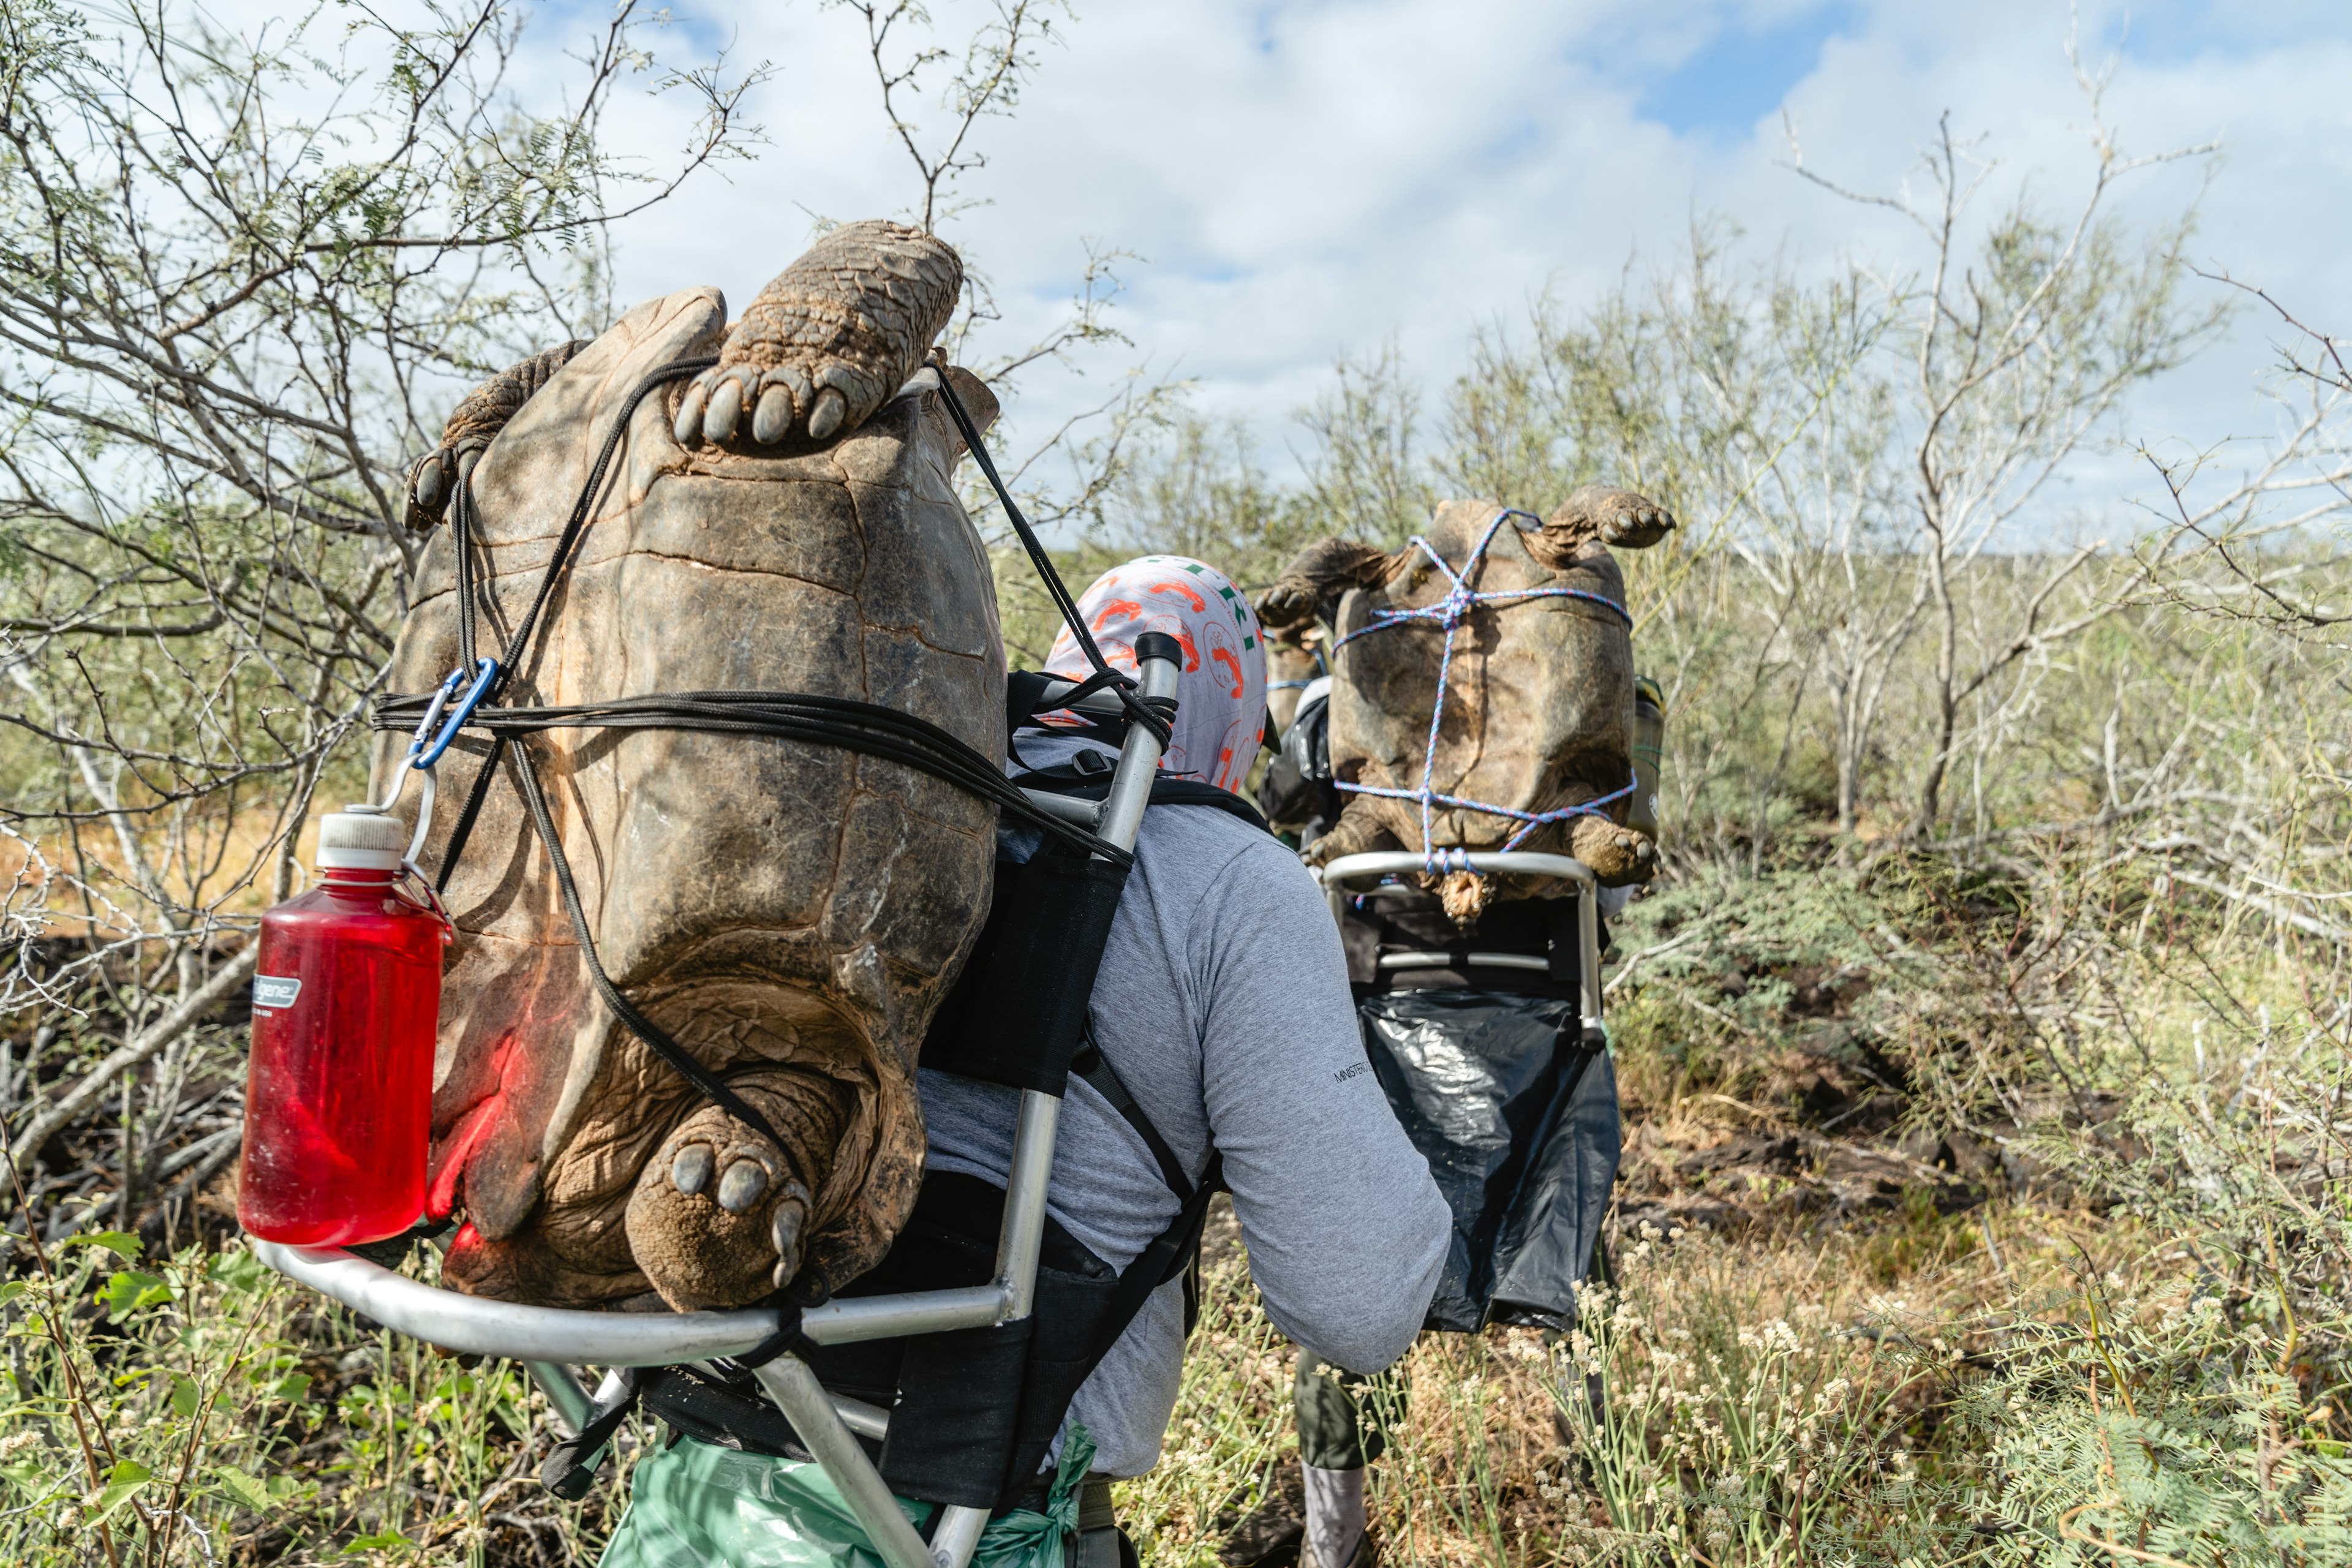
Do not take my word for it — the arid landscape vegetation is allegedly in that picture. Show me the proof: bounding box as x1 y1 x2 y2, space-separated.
2 2 2347 1564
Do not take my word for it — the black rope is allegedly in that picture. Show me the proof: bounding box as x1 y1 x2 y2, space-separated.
398 352 1158 1158
1070 1025 1190 1200
506 737 791 1152
505 358 720 674
729 1308 820 1370
432 359 720 884
453 467 477 668
540 1365 650 1500
929 364 1172 751
437 467 507 892
433 734 505 895
379 690 1126 866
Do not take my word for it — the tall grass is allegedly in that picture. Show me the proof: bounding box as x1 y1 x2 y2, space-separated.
0 1223 645 1565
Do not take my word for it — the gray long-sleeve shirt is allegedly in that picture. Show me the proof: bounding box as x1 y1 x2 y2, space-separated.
919 756 1450 1477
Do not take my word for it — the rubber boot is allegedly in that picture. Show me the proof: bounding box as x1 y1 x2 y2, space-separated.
1302 1463 1373 1568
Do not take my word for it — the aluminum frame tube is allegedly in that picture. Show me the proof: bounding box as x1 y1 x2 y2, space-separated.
1316 850 1597 893
929 1506 990 1568
1018 788 1102 828
257 1237 1011 1362
1576 883 1604 1031
523 1360 595 1437
1376 951 1549 973
831 1391 892 1442
556 1367 633 1478
799 1284 1011 1346
993 1091 1061 1319
1091 650 1178 858
1027 680 1129 718
751 1355 937 1568
255 1241 782 1363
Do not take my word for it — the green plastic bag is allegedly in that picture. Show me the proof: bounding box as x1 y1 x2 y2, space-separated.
600 1423 1099 1568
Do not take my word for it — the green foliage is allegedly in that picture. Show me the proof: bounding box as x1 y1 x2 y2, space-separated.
1934 1289 2352 1566
0 0 760 1021
0 1231 634 1564
1599 862 1897 1106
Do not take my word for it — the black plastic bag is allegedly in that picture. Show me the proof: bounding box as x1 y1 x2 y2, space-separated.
1358 989 1620 1332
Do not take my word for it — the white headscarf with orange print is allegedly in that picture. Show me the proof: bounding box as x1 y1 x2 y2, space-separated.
1042 555 1269 794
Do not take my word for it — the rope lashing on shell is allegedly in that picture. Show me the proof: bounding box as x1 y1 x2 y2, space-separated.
927 355 1173 755
1329 508 1637 872
375 353 1147 1173
397 358 1138 878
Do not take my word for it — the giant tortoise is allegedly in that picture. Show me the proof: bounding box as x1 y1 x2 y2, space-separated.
382 221 1002 1313
1258 491 1675 923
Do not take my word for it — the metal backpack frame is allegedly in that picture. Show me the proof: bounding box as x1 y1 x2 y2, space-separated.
259 657 1178 1568
257 352 1192 1568
1317 850 1604 1033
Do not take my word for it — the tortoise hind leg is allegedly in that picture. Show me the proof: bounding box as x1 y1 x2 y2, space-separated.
624 1072 852 1311
1569 813 1657 886
404 341 590 532
1301 804 1399 868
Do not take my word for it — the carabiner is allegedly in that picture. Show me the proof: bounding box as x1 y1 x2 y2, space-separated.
414 657 499 770
405 666 469 765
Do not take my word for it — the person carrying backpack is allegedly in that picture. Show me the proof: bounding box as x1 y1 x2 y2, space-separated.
601 555 1450 1568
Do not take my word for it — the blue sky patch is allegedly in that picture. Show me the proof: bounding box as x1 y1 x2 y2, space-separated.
1638 4 1852 140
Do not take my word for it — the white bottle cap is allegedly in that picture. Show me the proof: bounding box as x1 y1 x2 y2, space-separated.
317 809 406 872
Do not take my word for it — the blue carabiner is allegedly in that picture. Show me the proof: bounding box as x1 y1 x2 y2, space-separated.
405 667 468 764
414 657 499 769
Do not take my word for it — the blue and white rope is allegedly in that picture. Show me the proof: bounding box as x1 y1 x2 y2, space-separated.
1332 509 1636 872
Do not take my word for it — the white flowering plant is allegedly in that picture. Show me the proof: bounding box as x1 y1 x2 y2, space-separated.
1545 1223 1913 1566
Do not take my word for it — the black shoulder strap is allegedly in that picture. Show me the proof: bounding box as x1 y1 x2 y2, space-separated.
1098 1159 1222 1352
1145 777 1272 832
1069 1025 1192 1200
1066 1022 1225 1349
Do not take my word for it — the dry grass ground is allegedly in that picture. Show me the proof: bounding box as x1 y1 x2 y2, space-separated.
1125 1177 2309 1568
10 832 2350 1566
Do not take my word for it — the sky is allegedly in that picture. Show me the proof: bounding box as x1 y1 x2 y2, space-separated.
559 0 2350 527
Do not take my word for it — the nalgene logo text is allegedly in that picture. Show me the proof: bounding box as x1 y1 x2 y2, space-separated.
252 975 302 1011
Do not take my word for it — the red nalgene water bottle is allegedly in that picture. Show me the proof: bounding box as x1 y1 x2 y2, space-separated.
238 809 448 1245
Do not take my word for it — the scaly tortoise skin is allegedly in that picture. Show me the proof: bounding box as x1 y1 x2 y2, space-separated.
1259 489 1675 925
380 221 1006 1311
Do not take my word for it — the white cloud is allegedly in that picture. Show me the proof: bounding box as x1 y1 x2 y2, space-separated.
522 1 2352 522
